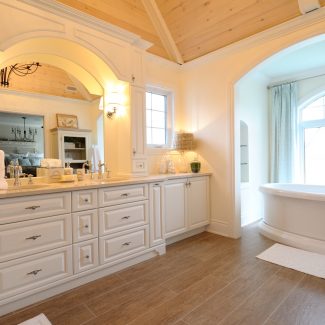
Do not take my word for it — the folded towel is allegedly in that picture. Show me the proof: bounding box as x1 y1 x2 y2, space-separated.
0 150 5 179
40 159 62 168
18 313 52 325
90 145 101 171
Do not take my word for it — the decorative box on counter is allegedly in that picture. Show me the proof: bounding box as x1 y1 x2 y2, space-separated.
36 167 64 181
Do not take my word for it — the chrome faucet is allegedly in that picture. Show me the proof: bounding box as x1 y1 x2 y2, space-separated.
98 160 105 179
83 161 93 179
13 161 22 187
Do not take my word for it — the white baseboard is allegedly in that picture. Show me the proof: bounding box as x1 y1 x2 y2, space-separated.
207 219 231 237
166 227 207 245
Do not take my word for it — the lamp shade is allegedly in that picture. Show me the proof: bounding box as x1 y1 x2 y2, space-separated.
174 132 195 151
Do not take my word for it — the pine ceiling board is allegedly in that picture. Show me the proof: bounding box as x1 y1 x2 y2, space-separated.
166 0 301 62
156 0 259 43
6 63 98 100
57 0 170 59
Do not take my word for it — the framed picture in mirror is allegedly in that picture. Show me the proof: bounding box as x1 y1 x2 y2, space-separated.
56 114 78 129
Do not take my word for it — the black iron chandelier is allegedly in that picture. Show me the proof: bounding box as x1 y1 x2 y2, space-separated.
0 62 41 87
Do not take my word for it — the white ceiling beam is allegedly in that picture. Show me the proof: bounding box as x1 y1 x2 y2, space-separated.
141 0 184 64
298 0 320 14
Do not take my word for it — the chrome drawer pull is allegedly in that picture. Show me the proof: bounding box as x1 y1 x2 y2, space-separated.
26 235 41 240
25 205 40 210
120 193 129 197
27 269 42 276
121 216 130 220
122 241 131 246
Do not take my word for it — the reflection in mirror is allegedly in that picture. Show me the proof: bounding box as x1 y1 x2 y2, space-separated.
0 112 44 177
0 62 104 174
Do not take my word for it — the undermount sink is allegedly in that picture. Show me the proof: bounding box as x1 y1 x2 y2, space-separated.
8 184 50 190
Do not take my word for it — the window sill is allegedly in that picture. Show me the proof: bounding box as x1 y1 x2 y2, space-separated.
147 146 173 156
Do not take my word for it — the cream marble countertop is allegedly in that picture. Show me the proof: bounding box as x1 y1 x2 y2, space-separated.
0 172 212 199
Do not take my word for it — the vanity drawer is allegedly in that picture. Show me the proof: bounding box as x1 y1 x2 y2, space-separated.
0 246 72 300
99 201 148 235
72 189 98 212
73 239 99 274
0 214 72 262
0 192 71 224
72 209 98 243
98 184 148 207
99 226 148 264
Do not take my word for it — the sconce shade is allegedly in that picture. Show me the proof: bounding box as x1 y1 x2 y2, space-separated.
98 96 104 111
174 132 195 151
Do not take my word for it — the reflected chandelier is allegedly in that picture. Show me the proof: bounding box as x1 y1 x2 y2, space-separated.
0 62 41 87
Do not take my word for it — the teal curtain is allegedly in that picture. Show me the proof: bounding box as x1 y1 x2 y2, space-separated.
270 82 297 183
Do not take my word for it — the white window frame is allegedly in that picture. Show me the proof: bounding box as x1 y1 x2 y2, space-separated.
298 92 325 183
145 86 174 151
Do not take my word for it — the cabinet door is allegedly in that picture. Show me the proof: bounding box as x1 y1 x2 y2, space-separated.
73 239 99 274
149 183 165 246
72 209 98 243
188 176 210 229
164 179 187 238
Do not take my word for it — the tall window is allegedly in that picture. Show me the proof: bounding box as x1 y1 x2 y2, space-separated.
146 88 172 147
299 94 325 184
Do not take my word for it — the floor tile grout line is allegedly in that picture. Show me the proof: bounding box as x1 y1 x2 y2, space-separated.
213 266 284 325
261 273 307 325
83 302 97 318
166 274 242 324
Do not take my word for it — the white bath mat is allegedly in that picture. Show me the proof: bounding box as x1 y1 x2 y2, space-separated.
18 313 52 325
257 243 325 278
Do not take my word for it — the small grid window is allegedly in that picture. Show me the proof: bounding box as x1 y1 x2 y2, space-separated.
146 91 167 146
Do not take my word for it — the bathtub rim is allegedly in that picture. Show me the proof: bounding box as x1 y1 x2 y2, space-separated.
259 183 325 201
259 221 325 255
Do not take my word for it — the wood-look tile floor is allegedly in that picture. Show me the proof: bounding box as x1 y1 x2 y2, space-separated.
1 223 325 325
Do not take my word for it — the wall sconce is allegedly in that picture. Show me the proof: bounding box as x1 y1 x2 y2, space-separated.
99 91 123 119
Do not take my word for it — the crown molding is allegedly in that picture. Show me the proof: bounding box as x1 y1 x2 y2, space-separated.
183 6 325 69
19 0 152 50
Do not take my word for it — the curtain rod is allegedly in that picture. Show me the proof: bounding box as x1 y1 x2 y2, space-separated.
267 72 325 89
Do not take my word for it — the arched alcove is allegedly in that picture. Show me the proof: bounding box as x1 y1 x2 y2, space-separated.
231 33 325 237
0 37 130 173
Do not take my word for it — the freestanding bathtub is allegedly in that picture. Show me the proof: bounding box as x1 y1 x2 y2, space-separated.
259 183 325 254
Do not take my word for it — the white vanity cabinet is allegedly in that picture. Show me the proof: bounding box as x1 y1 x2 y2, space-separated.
149 182 165 247
164 176 210 239
98 184 150 265
0 175 209 315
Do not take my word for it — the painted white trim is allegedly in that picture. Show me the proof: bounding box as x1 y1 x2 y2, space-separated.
165 227 206 245
0 88 97 104
19 0 152 49
207 220 231 237
141 0 183 64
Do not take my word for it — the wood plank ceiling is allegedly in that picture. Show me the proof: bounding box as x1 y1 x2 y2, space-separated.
57 0 325 63
5 63 99 101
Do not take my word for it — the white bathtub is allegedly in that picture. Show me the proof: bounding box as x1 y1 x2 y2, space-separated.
259 183 325 254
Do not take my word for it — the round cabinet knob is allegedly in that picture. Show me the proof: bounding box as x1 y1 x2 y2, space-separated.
84 224 89 228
